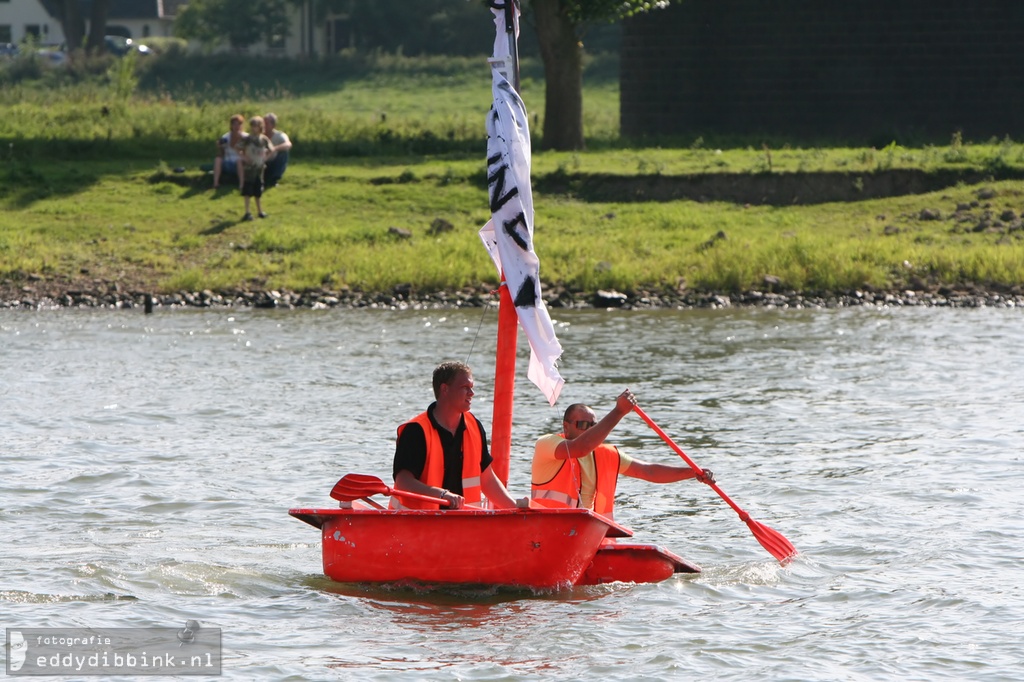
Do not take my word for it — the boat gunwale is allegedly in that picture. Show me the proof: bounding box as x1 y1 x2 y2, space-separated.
288 506 633 538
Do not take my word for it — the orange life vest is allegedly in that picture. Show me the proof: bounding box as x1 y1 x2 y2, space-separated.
532 437 621 518
392 411 483 510
590 444 622 518
531 436 581 508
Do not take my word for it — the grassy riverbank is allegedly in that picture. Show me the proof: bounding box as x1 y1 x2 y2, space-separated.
3 158 1023 307
2 54 1023 307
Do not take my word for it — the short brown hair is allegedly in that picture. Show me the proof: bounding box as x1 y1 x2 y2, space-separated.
432 361 471 399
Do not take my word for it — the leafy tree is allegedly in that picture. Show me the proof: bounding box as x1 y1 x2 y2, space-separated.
525 0 672 151
175 0 291 50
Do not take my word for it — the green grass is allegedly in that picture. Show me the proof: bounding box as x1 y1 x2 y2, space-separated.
3 158 1022 298
1 52 619 159
2 53 1023 300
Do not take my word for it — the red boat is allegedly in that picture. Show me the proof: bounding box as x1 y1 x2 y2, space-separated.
288 5 718 590
289 505 698 589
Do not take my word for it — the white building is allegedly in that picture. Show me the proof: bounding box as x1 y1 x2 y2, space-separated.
0 0 340 56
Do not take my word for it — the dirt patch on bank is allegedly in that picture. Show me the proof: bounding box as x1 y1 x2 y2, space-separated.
535 167 1024 205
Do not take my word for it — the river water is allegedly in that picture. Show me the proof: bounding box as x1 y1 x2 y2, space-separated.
2 305 1022 680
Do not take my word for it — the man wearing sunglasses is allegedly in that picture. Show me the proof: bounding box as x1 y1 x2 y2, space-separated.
531 389 714 520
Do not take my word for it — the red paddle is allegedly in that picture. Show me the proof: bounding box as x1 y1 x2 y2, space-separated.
330 473 451 508
634 405 798 564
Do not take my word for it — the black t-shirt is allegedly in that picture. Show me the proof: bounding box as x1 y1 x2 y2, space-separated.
392 404 492 495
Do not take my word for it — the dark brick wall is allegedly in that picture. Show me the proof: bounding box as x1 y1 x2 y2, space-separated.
621 0 1024 143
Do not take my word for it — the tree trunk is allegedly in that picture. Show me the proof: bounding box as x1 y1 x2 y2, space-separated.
86 0 112 53
531 0 585 151
57 0 85 52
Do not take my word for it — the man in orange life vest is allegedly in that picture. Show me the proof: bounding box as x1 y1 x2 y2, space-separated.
531 389 715 519
393 361 528 510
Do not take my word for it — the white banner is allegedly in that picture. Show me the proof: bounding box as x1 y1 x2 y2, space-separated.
480 4 564 406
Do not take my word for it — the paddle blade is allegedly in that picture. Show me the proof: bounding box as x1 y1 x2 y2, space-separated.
746 517 798 565
329 473 452 507
330 473 388 502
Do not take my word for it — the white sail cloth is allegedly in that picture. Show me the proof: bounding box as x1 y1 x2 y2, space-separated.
479 4 564 406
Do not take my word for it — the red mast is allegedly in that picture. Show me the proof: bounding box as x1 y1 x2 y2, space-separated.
490 1 521 487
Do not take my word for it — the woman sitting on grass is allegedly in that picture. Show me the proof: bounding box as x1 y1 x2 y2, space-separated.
212 114 247 189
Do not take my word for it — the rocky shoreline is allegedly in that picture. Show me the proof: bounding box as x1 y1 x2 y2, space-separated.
2 283 1022 311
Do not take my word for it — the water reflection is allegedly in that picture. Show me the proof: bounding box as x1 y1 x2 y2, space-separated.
314 578 610 623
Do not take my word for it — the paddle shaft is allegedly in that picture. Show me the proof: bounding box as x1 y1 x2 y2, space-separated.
633 405 747 518
633 404 797 563
383 488 453 507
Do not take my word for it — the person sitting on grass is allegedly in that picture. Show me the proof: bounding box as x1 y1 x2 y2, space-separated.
239 116 273 221
212 114 246 189
263 113 292 188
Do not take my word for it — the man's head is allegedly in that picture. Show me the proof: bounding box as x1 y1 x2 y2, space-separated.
264 112 278 130
562 403 597 439
433 361 474 412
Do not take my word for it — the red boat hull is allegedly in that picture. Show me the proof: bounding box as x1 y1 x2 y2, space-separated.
290 507 632 590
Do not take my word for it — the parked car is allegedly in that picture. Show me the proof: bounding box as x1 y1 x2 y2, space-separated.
0 42 19 58
104 35 152 57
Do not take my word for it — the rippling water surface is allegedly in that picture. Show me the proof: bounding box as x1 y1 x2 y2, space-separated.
2 306 1022 680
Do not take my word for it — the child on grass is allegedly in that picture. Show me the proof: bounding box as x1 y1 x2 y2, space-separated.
239 116 273 220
